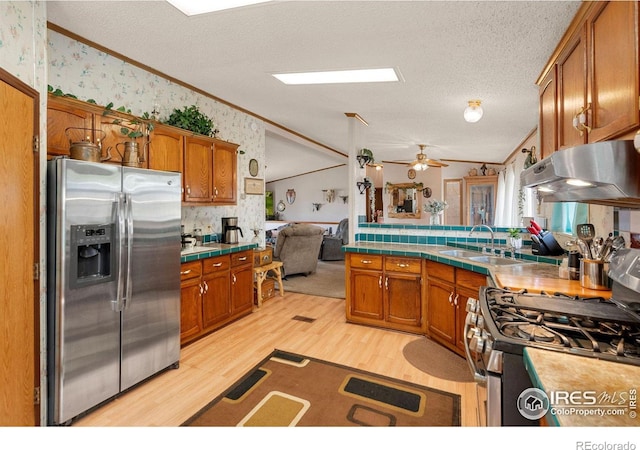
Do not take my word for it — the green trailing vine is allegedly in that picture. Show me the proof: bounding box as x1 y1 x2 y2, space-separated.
164 105 218 137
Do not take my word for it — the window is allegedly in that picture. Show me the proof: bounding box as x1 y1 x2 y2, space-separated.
549 202 588 234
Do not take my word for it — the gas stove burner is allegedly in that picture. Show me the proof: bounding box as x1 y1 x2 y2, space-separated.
607 338 640 359
516 324 559 343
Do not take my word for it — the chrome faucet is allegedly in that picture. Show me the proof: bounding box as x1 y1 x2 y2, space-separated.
469 224 495 254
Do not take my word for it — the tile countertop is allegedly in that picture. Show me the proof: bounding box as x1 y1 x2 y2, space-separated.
344 242 612 299
180 242 258 263
524 348 640 427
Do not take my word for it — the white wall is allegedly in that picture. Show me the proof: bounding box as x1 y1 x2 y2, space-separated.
266 166 349 224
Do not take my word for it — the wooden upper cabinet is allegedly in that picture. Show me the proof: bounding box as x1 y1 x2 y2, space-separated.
212 140 238 205
557 24 588 151
148 123 184 173
538 66 558 159
47 96 94 157
539 1 639 152
587 1 639 142
183 135 213 202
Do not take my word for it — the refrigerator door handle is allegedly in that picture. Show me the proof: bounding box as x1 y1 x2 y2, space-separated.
115 192 126 312
123 193 134 309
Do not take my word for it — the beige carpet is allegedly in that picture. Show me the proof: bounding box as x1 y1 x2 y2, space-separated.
183 350 461 427
402 337 475 383
282 260 345 298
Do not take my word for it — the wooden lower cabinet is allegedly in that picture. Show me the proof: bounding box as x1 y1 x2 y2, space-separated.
230 250 254 315
346 253 426 334
201 256 231 329
426 260 487 356
180 250 253 346
180 261 203 343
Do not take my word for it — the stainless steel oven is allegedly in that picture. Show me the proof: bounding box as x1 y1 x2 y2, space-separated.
464 283 640 426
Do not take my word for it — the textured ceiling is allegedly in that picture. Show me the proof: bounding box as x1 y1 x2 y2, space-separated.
46 0 581 181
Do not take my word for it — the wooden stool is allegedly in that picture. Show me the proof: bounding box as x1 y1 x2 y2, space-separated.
253 261 284 308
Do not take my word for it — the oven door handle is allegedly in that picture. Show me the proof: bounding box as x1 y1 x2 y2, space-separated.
464 314 487 385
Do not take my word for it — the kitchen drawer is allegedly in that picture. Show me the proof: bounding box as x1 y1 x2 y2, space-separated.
180 261 202 281
254 278 276 303
348 253 383 270
426 260 455 283
456 268 487 291
231 250 253 267
384 256 422 274
202 255 230 274
253 247 273 267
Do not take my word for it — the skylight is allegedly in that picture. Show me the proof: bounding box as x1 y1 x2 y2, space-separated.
272 68 400 85
167 0 273 16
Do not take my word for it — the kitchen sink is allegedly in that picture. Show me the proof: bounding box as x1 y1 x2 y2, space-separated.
181 245 219 255
438 249 483 258
438 248 533 266
467 255 533 266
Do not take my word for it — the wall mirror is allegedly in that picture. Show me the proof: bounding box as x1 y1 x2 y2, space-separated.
386 183 422 219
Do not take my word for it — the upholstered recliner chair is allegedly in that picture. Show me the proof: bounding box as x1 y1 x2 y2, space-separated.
320 218 348 261
273 223 325 277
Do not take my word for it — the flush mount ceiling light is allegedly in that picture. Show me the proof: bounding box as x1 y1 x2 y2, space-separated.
273 68 399 85
464 100 483 123
167 0 272 16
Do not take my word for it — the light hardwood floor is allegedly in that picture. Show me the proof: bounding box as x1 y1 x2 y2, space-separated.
72 292 482 427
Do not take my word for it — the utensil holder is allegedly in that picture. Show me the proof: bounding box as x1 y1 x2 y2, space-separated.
580 259 610 291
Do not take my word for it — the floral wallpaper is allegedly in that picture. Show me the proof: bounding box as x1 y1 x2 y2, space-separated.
47 29 267 245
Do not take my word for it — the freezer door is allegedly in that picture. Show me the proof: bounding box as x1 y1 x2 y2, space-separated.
47 159 122 425
120 167 181 390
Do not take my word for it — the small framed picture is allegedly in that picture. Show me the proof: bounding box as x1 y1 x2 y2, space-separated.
244 177 264 195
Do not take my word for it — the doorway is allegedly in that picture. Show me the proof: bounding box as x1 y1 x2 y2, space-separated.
0 68 40 426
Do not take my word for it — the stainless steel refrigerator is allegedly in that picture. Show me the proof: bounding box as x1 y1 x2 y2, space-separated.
46 158 182 425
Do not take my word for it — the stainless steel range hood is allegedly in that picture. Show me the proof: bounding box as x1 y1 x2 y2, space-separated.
520 140 640 208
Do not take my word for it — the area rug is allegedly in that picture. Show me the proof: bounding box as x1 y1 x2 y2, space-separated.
183 350 461 427
402 337 475 383
282 260 345 298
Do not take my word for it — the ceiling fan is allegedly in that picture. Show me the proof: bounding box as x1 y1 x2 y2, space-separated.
408 144 448 170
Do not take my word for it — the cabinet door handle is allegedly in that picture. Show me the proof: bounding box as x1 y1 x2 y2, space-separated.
238 256 247 261
448 292 453 305
361 259 372 264
186 185 191 195
378 275 382 288
199 284 204 295
396 263 409 268
203 281 208 293
453 293 459 306
214 187 219 197
232 274 237 284
212 262 222 267
385 276 389 290
180 269 192 275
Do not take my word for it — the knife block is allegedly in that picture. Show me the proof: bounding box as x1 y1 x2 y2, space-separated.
532 232 565 256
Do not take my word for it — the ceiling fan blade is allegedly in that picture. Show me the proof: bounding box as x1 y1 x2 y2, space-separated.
427 159 448 167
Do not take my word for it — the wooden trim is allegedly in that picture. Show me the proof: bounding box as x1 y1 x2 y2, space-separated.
265 163 347 183
501 127 538 165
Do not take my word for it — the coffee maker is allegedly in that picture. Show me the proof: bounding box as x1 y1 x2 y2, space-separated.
222 217 243 244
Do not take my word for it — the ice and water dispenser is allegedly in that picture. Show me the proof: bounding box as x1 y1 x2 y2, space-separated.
69 224 114 288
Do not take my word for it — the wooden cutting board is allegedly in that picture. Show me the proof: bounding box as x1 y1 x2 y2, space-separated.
494 273 612 299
